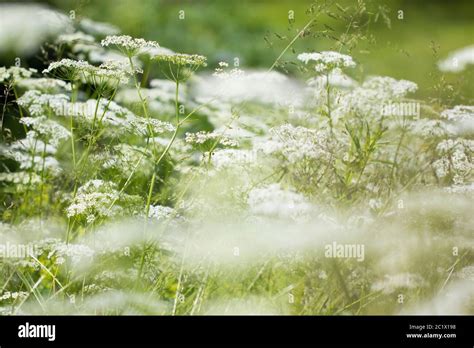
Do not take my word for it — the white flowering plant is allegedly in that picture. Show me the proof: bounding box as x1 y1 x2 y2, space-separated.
0 1 473 317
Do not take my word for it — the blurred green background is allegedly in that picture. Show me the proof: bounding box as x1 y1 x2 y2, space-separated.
3 0 474 102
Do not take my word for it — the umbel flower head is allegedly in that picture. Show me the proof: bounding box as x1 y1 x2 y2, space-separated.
152 52 207 82
298 51 356 74
185 130 238 153
43 58 132 89
152 53 207 68
0 66 37 84
43 58 93 81
101 35 160 57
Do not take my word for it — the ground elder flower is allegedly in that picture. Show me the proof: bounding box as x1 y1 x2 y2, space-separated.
408 119 451 138
335 75 418 119
17 90 69 116
66 180 142 223
97 144 153 178
152 52 207 82
440 105 474 134
2 132 61 174
361 76 418 98
433 138 474 184
88 60 133 85
257 124 332 164
147 205 176 221
0 66 37 84
298 51 356 73
185 131 239 152
152 52 207 68
441 105 474 121
43 58 93 81
20 117 70 147
125 116 175 137
45 59 133 87
101 35 160 57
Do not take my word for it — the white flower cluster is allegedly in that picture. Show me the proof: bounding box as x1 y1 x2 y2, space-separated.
0 66 37 84
2 132 61 174
17 90 69 116
89 60 133 85
257 124 332 164
335 76 418 119
152 52 207 67
44 58 132 84
298 51 356 73
439 105 474 135
441 105 474 121
361 76 418 99
147 205 176 221
441 105 474 127
101 35 160 56
99 144 152 177
433 138 474 184
43 58 92 78
125 116 175 137
408 119 451 138
247 183 314 220
20 116 70 147
66 180 141 223
185 131 239 149
438 45 474 73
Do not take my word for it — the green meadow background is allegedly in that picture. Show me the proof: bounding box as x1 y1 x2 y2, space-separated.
7 0 474 102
